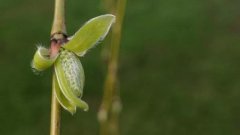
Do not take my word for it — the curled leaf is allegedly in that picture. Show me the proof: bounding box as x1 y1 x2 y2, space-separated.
54 50 89 111
53 73 76 114
31 46 57 71
63 14 116 56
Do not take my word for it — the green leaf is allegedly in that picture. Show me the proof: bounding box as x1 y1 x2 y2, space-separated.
54 50 89 111
31 46 57 71
63 14 115 56
53 73 76 114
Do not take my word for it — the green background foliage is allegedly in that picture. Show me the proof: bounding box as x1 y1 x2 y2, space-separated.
0 0 240 135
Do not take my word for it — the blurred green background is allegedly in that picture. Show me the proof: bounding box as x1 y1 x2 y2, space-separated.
1 0 240 135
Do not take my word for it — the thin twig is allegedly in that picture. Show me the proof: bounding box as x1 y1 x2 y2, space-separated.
50 0 66 135
98 0 127 135
51 0 66 36
50 77 61 135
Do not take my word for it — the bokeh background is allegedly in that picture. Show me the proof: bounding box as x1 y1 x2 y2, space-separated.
1 0 240 135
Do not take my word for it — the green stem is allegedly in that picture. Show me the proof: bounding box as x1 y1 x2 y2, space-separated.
50 75 61 135
50 0 66 135
51 0 67 37
98 0 127 135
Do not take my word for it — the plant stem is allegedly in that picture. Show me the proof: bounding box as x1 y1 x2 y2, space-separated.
98 0 127 135
50 76 61 135
50 0 66 135
51 0 66 36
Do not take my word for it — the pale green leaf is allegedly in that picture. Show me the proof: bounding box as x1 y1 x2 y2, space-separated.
31 46 57 71
53 73 76 114
54 50 88 111
63 14 115 56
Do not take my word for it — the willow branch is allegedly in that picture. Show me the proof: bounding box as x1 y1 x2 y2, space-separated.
98 0 127 135
50 76 61 135
51 0 66 36
50 0 66 135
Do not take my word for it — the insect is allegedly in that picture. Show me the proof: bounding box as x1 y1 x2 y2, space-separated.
31 14 115 114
